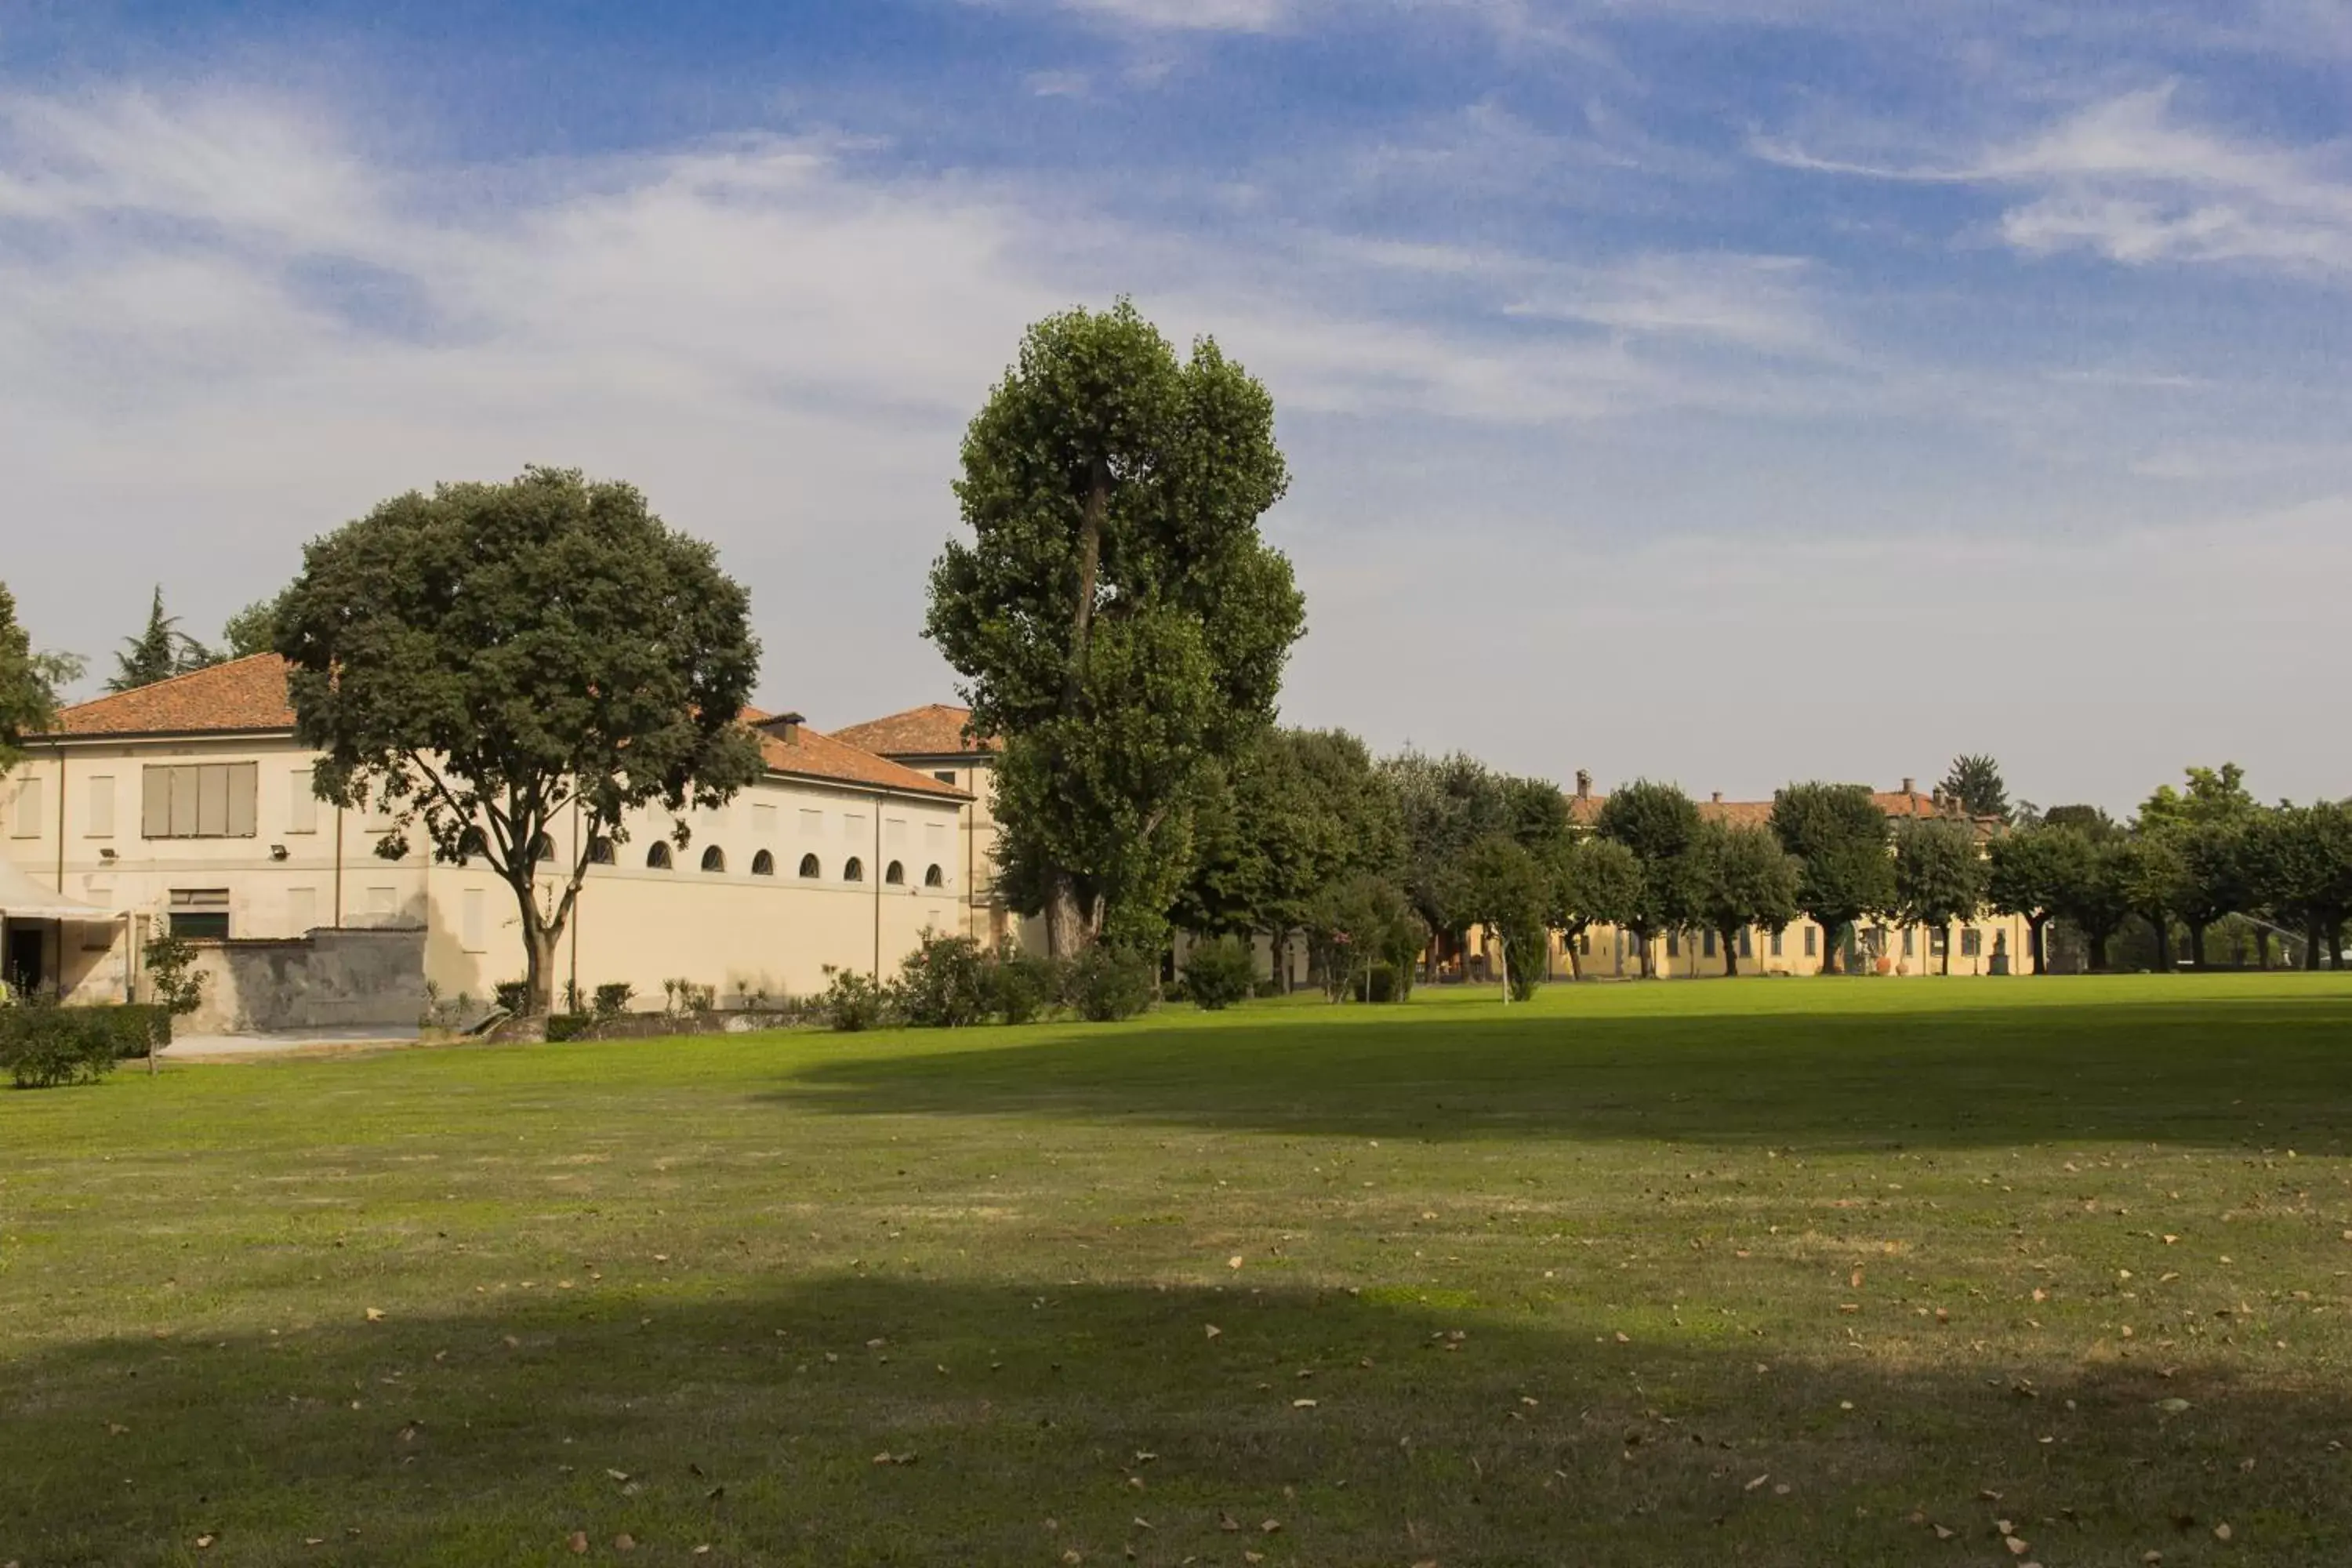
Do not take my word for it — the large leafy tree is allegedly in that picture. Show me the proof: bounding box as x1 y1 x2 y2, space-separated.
221 597 285 659
1544 836 1640 980
1694 819 1800 977
1893 817 1987 975
108 586 219 692
1985 822 2091 975
1769 782 1893 974
2118 834 2183 972
1595 779 1704 978
1461 834 1548 1001
1176 728 1401 943
928 301 1302 958
275 467 764 1016
2169 820 2251 968
2053 835 2138 971
2245 803 2352 971
2139 763 2256 834
1940 754 2010 822
2 583 84 772
1303 871 1426 1003
1379 750 1562 973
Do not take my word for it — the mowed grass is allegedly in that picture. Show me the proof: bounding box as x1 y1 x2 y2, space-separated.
4 977 2351 1567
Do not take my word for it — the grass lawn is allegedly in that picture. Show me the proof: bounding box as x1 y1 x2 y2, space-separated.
4 975 2351 1566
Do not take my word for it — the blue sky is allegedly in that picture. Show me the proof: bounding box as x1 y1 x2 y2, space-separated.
4 0 2349 809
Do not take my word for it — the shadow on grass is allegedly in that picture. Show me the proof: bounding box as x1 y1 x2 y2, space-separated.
771 992 2352 1149
4 1275 2343 1566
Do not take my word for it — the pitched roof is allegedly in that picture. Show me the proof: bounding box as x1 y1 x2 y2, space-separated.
50 654 298 737
832 703 999 759
754 721 969 800
46 659 964 800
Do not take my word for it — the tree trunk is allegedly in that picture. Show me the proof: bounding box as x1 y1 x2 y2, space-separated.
1719 926 1740 977
2307 917 2324 971
1940 921 1953 976
2147 911 2170 971
504 867 561 1017
2027 915 2045 975
1044 870 1088 960
1565 931 1584 982
2189 920 2208 969
1819 920 1838 975
2330 922 2345 970
2088 929 2110 972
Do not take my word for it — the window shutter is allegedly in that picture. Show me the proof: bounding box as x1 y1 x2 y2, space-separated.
143 768 172 838
9 775 42 839
196 764 230 837
169 766 200 837
86 775 115 838
287 769 318 834
227 764 258 837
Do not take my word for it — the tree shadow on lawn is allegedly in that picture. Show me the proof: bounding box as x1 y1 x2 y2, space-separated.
5 1274 2343 1567
771 993 2352 1151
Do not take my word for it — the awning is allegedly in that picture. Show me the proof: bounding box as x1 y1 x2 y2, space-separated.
0 856 118 921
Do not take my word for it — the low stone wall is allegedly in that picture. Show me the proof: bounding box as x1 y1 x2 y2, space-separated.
176 927 429 1035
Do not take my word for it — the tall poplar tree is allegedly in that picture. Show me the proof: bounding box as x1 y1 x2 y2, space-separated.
928 302 1304 957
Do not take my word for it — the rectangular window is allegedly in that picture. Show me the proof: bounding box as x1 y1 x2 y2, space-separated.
140 763 260 839
461 887 486 953
1667 931 1681 958
751 803 778 834
933 770 957 786
9 775 42 838
361 790 396 833
85 775 115 838
1770 929 1784 956
1804 926 1818 957
924 820 946 849
886 816 908 845
365 886 396 922
169 887 231 941
798 808 824 837
286 769 318 834
1903 927 1915 957
1702 930 1717 958
1962 928 1984 957
287 887 318 935
1929 927 1947 955
844 813 868 842
1578 931 1591 955
1739 928 1754 958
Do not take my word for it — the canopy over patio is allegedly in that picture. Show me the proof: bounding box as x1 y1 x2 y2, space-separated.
0 856 115 922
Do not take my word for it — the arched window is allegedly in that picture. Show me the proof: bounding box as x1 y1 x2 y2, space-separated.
751 849 775 877
587 837 615 866
924 863 945 888
532 833 556 863
646 842 673 870
844 857 865 883
884 860 906 886
700 845 727 873
797 853 821 879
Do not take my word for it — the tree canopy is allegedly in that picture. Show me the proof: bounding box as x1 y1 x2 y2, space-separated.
1893 817 1987 975
1544 836 1640 980
1 583 83 773
274 466 764 1014
1461 835 1547 1000
927 300 1302 957
1769 782 1893 973
1594 779 1704 975
108 586 218 692
1985 822 2090 975
1940 754 2010 822
1694 819 1800 977
1175 727 1401 941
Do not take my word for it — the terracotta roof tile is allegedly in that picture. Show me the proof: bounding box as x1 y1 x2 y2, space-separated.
755 722 969 800
1568 782 1981 832
832 703 999 758
52 654 297 737
49 659 965 800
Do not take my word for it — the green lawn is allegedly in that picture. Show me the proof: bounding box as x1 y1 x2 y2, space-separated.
4 975 2350 1566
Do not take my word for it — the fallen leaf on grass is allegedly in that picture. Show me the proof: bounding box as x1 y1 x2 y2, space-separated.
364 1308 385 1323
1292 1399 1318 1409
1205 1325 1221 1340
2004 1535 2031 1555
1228 1256 1244 1270
1933 1524 1955 1540
1744 1474 1769 1491
613 1535 636 1552
1260 1519 1282 1533
2214 1523 2233 1541
567 1533 590 1555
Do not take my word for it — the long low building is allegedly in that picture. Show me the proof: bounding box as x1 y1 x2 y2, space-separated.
0 657 982 1026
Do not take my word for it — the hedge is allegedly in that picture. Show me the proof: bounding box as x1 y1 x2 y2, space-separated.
1 1004 170 1088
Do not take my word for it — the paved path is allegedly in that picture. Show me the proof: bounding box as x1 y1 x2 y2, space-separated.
160 1026 422 1061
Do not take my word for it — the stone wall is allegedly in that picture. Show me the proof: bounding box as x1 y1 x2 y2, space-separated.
175 927 428 1035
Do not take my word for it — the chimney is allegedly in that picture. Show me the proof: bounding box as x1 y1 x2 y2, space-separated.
1711 790 1723 804
1575 768 1592 800
1900 776 1916 795
758 710 805 744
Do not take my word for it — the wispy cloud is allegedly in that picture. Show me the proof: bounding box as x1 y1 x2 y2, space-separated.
1759 84 2352 278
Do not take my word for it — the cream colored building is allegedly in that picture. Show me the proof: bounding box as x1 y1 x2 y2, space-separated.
0 657 974 1022
1463 774 2033 981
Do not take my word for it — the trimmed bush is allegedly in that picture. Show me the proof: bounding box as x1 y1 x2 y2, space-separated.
895 935 994 1028
493 980 531 1016
1066 946 1154 1023
544 1013 592 1042
1361 963 1402 1004
1 1003 147 1089
818 967 892 1033
991 951 1062 1025
591 982 635 1020
1182 936 1256 1011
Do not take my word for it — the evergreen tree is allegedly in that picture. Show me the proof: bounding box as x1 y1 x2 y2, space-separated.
108 586 217 692
1940 754 2010 822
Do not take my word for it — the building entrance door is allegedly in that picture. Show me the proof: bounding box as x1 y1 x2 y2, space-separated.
5 924 46 997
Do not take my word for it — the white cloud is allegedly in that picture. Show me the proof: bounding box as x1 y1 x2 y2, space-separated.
1760 84 2352 278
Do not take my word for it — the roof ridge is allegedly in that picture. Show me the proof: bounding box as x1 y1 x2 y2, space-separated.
58 650 286 716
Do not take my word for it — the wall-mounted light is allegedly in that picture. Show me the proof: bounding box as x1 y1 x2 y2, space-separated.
98 847 118 862
270 844 290 862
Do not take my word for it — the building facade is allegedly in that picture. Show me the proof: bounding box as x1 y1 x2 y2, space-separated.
0 657 973 1020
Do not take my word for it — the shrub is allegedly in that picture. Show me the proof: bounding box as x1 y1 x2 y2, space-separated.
1066 945 1154 1023
1182 936 1256 1011
818 966 893 1033
895 934 994 1028
493 980 531 1016
1254 974 1287 1000
544 1013 592 1043
1360 963 1403 1004
0 1003 130 1089
591 982 635 1020
991 950 1062 1025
